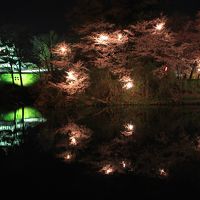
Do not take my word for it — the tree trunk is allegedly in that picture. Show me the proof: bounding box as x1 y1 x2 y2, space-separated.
10 63 15 85
145 79 149 98
189 65 196 79
18 60 23 87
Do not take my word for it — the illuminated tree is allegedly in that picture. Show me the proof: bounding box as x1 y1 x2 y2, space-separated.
51 61 90 96
129 16 200 79
31 31 58 71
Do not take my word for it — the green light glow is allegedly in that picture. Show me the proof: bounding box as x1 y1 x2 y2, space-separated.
0 107 43 121
0 107 46 148
0 73 40 87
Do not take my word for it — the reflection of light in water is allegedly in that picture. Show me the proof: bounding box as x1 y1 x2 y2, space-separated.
55 151 75 162
122 161 126 168
196 137 200 150
0 107 46 148
57 123 92 147
121 123 135 136
159 168 168 177
63 152 73 161
100 164 114 175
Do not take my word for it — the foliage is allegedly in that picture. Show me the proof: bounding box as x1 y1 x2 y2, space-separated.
31 31 58 69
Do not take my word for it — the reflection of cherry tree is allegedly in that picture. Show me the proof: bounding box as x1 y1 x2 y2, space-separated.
54 122 92 162
81 124 199 177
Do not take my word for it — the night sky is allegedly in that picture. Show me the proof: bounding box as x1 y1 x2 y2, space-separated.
1 0 200 32
0 0 73 31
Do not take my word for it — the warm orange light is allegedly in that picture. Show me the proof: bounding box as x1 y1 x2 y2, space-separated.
121 123 135 137
53 42 71 56
101 164 114 175
70 136 77 146
66 71 77 81
155 22 165 31
95 34 109 44
159 168 168 177
125 123 134 131
60 47 67 53
124 81 133 90
122 161 126 168
64 152 72 160
117 33 123 41
120 76 134 90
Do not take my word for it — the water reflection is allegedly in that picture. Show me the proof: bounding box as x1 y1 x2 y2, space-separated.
54 122 92 162
0 107 46 149
7 106 200 179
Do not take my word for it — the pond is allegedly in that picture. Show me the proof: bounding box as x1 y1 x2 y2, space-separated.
1 105 200 197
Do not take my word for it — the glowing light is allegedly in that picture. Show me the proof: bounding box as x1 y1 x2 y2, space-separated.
53 42 71 56
101 164 114 175
0 73 40 87
198 68 200 72
64 152 73 160
117 33 123 41
95 34 109 44
120 76 134 90
124 82 133 90
159 168 168 177
164 66 168 72
121 123 135 136
66 71 77 81
122 161 126 168
155 22 165 31
60 47 67 53
69 136 78 146
1 107 43 122
126 123 134 131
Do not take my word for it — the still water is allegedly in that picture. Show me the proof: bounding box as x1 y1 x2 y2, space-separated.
1 106 200 196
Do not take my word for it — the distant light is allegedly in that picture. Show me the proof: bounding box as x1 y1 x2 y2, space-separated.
155 22 165 31
99 35 109 41
53 42 71 56
100 164 114 175
64 152 72 160
120 76 134 90
122 161 126 168
69 136 77 146
126 123 134 131
60 47 67 53
66 71 77 81
105 168 113 174
95 34 109 44
124 81 133 90
159 168 168 177
117 33 123 41
198 68 200 72
121 123 135 136
164 66 168 72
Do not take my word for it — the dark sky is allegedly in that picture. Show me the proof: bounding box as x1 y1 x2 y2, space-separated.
0 0 74 31
1 0 200 32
